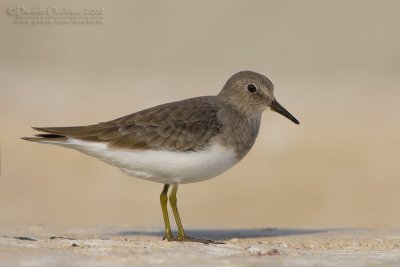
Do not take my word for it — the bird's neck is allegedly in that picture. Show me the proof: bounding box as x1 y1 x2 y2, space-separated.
217 107 261 160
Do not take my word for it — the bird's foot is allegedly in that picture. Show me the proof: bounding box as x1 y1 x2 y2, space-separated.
162 234 223 244
162 234 176 241
176 235 225 245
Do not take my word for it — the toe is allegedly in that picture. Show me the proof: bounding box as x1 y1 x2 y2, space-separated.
162 235 176 241
178 236 224 244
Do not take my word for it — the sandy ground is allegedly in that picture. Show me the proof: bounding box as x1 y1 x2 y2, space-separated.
1 226 400 267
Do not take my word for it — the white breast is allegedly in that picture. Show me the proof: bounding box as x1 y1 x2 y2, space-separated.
60 139 239 184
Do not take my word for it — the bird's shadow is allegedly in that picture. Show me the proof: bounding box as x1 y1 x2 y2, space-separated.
114 228 340 241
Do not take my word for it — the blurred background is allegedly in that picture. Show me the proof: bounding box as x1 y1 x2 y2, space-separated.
1 0 399 230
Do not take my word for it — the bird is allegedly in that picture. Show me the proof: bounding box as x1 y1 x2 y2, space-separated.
22 70 299 244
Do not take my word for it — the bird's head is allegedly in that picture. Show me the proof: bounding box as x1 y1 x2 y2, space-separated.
218 71 299 124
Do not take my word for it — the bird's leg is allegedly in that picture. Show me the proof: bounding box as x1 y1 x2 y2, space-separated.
160 184 175 241
168 184 186 240
169 184 224 244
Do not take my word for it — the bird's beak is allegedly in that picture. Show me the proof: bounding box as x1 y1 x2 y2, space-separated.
270 99 300 124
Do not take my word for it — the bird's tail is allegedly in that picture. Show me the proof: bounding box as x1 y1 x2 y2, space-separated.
22 133 68 144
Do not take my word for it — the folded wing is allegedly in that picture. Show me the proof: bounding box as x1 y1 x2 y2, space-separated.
26 97 223 151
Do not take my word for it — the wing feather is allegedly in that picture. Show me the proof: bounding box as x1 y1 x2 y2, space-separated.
33 97 222 151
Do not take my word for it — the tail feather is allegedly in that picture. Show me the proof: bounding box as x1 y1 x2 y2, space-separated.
24 121 121 144
32 126 106 138
22 133 68 143
35 133 65 138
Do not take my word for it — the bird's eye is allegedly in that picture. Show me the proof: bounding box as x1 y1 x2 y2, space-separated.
246 83 257 93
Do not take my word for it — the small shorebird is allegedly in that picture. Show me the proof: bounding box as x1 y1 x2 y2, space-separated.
23 71 299 244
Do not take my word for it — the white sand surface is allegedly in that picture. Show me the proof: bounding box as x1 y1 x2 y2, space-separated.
1 225 400 267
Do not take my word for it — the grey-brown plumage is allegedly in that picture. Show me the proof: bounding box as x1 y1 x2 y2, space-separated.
30 97 223 151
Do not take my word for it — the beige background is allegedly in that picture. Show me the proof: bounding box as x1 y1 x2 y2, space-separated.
1 0 399 230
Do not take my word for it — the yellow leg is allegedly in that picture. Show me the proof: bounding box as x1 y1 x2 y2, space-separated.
169 184 186 240
168 184 223 244
160 184 174 241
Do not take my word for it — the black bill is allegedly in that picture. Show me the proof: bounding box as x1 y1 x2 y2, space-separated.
271 99 300 125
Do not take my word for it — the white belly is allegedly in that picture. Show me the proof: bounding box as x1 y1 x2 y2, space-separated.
61 139 239 184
